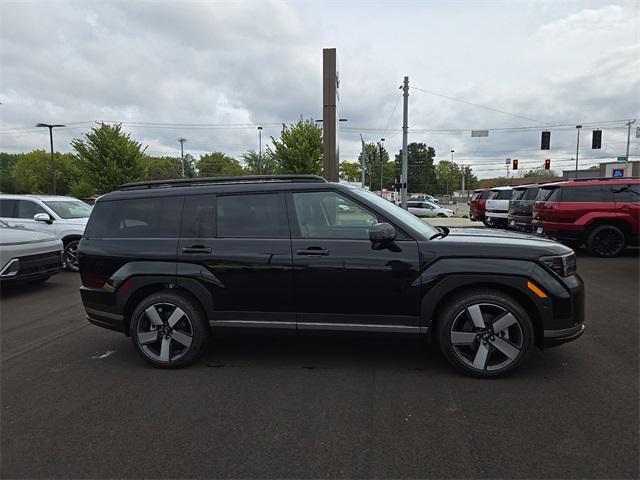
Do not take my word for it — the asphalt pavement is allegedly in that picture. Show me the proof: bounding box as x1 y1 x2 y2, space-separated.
1 250 638 479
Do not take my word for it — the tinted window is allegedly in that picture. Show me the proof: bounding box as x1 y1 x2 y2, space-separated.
561 186 607 202
480 191 490 199
0 199 17 217
85 197 182 238
181 194 215 238
512 189 526 201
17 200 47 218
490 190 513 200
524 187 540 200
217 193 288 238
536 187 561 202
612 184 640 203
293 191 377 239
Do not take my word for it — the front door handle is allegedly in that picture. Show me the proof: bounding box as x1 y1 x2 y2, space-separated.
182 245 212 254
297 247 329 256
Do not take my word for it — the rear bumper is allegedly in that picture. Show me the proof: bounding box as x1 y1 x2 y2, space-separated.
80 286 126 333
508 214 532 231
531 220 584 243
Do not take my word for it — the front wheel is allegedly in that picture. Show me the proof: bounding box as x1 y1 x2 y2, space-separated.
64 239 80 272
437 289 534 377
130 290 210 368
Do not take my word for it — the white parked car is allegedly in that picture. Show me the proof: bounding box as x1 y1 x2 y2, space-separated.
409 194 439 204
0 195 92 271
0 220 64 285
407 200 454 218
485 186 514 228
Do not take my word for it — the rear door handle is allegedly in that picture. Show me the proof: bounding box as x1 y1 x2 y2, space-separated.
297 247 329 256
182 245 212 254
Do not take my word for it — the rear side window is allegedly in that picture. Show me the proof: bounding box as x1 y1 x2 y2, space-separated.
536 187 561 202
217 193 288 238
561 186 611 202
85 197 182 238
0 199 17 217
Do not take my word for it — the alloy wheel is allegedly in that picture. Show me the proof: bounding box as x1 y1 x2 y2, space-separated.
449 303 524 372
65 241 80 271
136 302 194 362
590 228 623 256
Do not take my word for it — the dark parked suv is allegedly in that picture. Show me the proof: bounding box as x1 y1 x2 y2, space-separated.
508 184 540 231
533 178 639 257
79 175 585 377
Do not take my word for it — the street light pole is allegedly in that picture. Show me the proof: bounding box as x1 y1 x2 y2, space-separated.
177 138 187 177
36 123 65 194
379 138 385 195
360 134 366 188
575 125 582 177
625 120 636 176
257 126 263 174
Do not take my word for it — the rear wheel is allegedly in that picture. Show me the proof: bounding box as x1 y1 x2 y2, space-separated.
586 224 626 257
437 213 447 218
130 290 210 368
437 289 534 377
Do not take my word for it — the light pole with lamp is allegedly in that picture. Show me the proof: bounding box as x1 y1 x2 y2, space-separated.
257 126 263 174
378 138 385 194
36 123 66 194
575 125 582 177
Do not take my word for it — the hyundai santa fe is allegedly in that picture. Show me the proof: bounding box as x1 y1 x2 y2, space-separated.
78 175 585 377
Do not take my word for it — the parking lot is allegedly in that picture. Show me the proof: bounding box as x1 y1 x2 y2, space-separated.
1 250 638 479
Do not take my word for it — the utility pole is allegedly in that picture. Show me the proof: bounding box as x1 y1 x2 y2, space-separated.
257 126 263 174
401 76 409 209
379 138 385 195
178 138 187 177
575 125 582 177
360 134 366 188
625 119 636 176
36 123 65 194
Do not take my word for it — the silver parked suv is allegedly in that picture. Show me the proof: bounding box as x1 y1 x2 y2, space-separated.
0 194 92 271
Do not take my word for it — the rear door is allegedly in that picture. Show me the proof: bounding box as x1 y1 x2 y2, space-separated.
612 182 640 235
288 189 421 331
177 192 294 326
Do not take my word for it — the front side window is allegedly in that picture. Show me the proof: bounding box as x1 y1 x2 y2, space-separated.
44 200 92 219
292 191 377 239
217 193 288 238
17 200 47 219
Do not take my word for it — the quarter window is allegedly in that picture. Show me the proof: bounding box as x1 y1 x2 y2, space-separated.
292 191 377 239
612 184 640 203
561 186 607 202
216 193 288 238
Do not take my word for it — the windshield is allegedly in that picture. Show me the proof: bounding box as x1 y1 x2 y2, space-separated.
489 190 513 200
536 187 561 202
350 188 439 239
44 200 92 219
512 189 526 201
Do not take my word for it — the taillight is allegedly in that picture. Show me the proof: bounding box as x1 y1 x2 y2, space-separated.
81 273 109 288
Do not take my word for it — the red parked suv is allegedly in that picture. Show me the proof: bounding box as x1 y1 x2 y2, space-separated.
468 188 491 223
533 178 639 257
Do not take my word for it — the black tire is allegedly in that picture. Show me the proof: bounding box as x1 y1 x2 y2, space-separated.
64 239 80 272
586 224 626 257
130 290 210 368
437 213 447 218
436 289 534 378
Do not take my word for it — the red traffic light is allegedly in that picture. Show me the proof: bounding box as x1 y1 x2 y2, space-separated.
512 159 519 170
544 159 551 170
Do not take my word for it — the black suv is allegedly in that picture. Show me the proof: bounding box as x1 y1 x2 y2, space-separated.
79 175 585 377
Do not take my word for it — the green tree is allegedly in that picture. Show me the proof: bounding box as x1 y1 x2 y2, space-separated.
143 156 182 180
339 161 361 182
0 152 19 193
522 167 558 178
394 142 436 194
361 143 395 190
72 123 146 194
13 150 80 195
268 119 323 175
242 149 278 175
435 160 461 195
197 152 244 177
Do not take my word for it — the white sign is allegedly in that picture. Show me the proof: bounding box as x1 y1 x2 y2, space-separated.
505 158 511 164
471 130 489 137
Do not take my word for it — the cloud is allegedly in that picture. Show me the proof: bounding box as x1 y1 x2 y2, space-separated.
1 0 638 178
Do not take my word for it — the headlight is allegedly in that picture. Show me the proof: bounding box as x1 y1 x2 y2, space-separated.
539 252 576 277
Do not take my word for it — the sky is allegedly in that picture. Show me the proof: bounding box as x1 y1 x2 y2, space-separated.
1 0 639 178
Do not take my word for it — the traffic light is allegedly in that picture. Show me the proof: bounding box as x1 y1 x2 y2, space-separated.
512 159 519 170
541 131 551 150
544 159 551 170
592 129 602 149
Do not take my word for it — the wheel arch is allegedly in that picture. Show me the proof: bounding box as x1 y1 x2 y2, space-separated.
61 234 82 245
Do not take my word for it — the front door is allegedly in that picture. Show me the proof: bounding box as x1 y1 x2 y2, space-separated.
0 199 53 234
288 190 422 331
177 192 294 326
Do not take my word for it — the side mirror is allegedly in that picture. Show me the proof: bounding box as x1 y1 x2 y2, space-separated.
369 222 396 250
34 213 53 224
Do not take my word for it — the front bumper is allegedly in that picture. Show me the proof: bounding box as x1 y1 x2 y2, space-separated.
544 323 585 347
0 251 64 285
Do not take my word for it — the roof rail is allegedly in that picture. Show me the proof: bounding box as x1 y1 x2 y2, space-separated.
569 176 640 182
119 174 327 190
